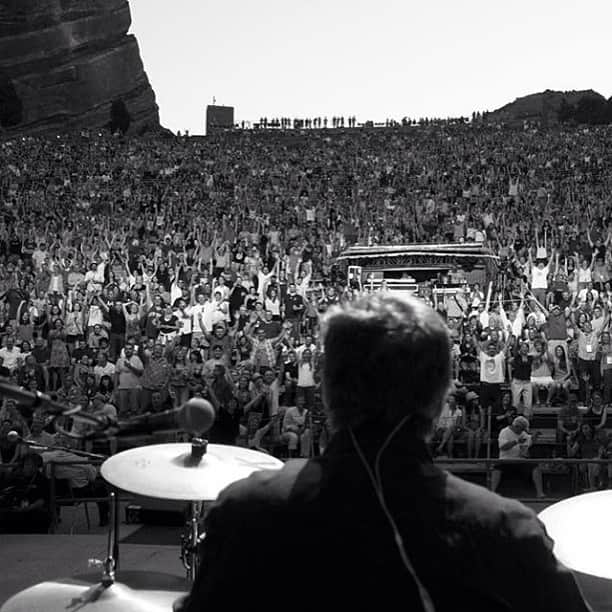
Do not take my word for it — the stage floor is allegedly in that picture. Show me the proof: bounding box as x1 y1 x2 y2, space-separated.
0 532 186 608
2 508 610 611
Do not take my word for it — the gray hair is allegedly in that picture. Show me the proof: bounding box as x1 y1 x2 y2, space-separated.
320 293 452 438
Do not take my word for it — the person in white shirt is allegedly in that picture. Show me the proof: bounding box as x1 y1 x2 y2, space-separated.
192 294 214 337
0 336 22 373
491 416 544 498
478 340 508 416
256 265 275 301
213 275 231 301
529 248 554 306
93 352 115 384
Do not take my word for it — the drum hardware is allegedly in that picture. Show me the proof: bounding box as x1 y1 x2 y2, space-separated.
0 382 284 605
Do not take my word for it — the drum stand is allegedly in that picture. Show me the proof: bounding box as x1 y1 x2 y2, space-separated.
180 438 209 582
180 500 206 582
88 491 118 588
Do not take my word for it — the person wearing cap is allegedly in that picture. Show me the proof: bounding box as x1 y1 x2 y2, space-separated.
491 416 544 498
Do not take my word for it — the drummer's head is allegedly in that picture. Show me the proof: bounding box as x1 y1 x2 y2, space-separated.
320 293 451 438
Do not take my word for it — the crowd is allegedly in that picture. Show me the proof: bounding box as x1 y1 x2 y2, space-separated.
1 120 612 528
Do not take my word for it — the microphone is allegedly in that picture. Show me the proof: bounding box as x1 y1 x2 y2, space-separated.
8 430 54 452
7 430 107 459
87 398 216 439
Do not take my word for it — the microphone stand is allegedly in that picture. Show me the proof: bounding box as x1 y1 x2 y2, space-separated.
22 439 107 460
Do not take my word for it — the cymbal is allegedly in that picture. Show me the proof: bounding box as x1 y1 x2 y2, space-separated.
0 571 187 612
101 443 284 500
539 491 612 579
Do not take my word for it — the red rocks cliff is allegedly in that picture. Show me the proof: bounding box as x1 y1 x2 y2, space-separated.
0 0 161 134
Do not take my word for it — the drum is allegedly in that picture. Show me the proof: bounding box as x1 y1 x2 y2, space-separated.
539 491 612 611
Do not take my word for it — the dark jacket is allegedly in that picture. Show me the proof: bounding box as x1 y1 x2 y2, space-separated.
179 425 591 612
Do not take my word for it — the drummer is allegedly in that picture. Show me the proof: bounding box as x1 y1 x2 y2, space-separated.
177 293 590 611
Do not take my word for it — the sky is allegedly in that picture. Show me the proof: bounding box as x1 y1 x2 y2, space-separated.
129 0 612 135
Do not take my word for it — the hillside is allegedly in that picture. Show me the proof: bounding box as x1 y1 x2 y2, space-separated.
489 89 610 125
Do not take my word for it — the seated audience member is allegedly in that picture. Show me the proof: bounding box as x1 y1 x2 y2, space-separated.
281 393 311 457
530 349 555 408
0 454 51 533
461 391 485 458
491 416 545 498
567 422 605 491
432 393 462 457
41 434 110 526
557 393 582 446
27 414 57 450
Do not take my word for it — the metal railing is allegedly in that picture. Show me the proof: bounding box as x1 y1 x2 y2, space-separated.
433 456 612 502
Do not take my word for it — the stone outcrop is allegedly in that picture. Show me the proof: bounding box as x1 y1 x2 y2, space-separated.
0 0 161 134
490 89 607 126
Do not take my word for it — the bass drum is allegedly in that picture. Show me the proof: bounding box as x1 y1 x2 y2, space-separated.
1 571 188 612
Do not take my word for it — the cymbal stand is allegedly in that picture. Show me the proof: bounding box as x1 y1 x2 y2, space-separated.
181 501 206 582
180 437 209 582
102 491 118 587
80 492 118 607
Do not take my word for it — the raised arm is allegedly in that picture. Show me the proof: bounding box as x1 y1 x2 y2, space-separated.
484 281 493 313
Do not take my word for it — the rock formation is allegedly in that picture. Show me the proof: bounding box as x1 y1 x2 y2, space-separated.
0 0 161 135
490 89 608 126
